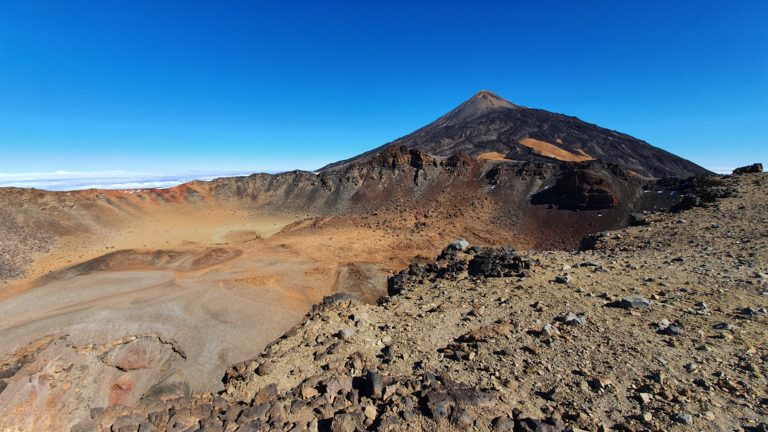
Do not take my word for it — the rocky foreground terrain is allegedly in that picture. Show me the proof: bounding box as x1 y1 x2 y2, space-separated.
48 169 766 431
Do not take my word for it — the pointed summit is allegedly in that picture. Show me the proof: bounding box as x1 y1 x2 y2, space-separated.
437 90 519 125
471 90 517 107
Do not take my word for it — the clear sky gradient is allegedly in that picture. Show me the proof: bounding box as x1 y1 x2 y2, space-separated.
1 1 766 177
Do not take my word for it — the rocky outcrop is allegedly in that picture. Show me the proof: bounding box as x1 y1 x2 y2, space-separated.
733 163 763 175
531 165 622 210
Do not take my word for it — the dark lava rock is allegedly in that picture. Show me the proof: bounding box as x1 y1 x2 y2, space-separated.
609 295 652 310
672 412 693 426
426 390 453 420
667 174 737 213
556 312 586 326
738 307 767 318
389 245 530 293
658 322 685 336
467 247 530 278
531 169 620 211
671 194 702 213
733 163 763 175
364 370 383 399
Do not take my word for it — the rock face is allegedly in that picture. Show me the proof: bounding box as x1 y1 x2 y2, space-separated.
531 166 622 210
321 90 711 179
81 172 768 432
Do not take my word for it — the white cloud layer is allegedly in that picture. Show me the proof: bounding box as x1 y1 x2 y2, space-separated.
707 167 734 174
0 170 259 191
1 166 759 191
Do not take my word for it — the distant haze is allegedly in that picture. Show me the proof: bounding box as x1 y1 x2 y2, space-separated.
0 170 258 191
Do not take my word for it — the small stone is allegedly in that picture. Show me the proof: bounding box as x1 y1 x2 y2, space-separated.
364 404 377 422
540 323 560 338
658 322 684 336
617 295 652 309
554 275 571 284
382 384 398 400
492 416 515 431
557 312 586 326
323 376 353 396
447 239 470 251
365 370 383 399
331 413 358 432
739 307 767 318
257 361 274 376
300 383 319 400
672 412 693 426
339 327 355 340
714 322 733 331
252 384 278 405
638 392 653 404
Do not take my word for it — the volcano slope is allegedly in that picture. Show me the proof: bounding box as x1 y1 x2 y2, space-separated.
321 91 710 179
61 170 768 432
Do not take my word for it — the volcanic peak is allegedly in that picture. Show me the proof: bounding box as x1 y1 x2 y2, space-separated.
437 89 520 125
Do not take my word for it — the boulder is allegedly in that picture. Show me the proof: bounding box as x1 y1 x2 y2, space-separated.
447 239 470 251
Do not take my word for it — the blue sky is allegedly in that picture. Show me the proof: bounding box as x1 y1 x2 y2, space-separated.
0 1 766 179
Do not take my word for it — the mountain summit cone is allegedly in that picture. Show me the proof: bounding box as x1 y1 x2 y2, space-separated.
321 90 710 178
436 90 520 124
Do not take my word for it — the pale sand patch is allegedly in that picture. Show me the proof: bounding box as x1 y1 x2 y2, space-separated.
477 151 509 161
518 137 594 162
1 206 300 301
